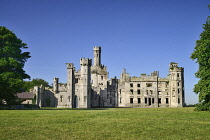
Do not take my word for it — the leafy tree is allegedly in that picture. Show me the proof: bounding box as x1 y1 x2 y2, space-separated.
0 26 30 107
191 9 210 111
23 78 50 92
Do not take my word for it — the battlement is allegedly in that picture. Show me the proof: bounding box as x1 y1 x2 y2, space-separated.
53 77 59 81
169 62 184 71
66 63 74 69
93 46 101 51
80 58 92 66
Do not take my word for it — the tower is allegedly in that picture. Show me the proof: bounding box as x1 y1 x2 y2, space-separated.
66 63 75 108
93 46 101 66
79 58 92 108
53 77 59 93
169 62 185 107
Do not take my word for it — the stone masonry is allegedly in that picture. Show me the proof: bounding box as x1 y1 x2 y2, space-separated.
34 47 185 108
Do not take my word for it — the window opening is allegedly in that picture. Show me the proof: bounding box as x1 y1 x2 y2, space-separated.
68 96 71 102
166 98 169 104
152 98 154 104
130 83 133 87
130 98 133 103
84 96 86 102
138 98 141 103
60 95 63 102
158 98 161 104
145 98 147 104
130 89 133 94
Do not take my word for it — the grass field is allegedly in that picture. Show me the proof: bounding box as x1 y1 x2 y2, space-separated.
0 107 210 140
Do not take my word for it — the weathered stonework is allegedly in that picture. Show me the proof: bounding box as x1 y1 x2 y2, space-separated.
34 47 185 108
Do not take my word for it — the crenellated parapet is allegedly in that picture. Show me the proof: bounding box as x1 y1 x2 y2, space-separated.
169 62 184 72
35 46 185 109
80 58 92 66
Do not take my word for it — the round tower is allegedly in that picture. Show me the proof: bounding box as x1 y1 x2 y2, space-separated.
93 46 101 66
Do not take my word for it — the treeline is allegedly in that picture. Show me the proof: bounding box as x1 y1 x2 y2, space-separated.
22 78 51 92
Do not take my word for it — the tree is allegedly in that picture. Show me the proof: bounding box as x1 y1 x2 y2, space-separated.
22 78 50 92
191 10 210 111
0 26 30 107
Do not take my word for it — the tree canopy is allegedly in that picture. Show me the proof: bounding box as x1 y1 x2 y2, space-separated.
23 78 50 92
0 26 30 107
191 13 210 111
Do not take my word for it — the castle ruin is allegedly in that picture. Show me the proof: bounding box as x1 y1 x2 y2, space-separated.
34 46 185 108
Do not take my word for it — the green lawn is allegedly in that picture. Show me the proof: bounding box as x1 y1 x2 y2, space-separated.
0 107 210 140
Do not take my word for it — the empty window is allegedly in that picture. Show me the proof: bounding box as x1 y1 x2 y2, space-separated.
158 98 161 104
68 96 71 102
75 79 78 83
101 76 103 80
137 90 140 94
177 73 180 77
145 98 147 104
138 98 141 103
166 98 169 104
130 98 133 103
130 83 133 87
146 83 152 87
178 98 180 104
178 82 180 86
178 89 180 94
152 98 154 104
130 89 133 94
120 89 121 94
137 84 140 87
60 95 63 102
120 98 122 103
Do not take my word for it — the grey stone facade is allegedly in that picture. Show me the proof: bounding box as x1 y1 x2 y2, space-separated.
34 47 185 108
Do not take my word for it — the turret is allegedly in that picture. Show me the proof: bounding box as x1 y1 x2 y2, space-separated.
93 46 101 66
120 68 130 82
169 62 184 107
66 63 75 108
53 77 59 93
80 58 92 108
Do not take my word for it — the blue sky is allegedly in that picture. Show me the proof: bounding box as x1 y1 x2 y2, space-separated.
0 0 209 105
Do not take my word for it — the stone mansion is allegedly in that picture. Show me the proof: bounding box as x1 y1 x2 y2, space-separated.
34 47 185 108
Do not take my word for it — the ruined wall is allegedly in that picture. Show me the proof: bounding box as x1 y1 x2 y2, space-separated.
35 47 184 108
